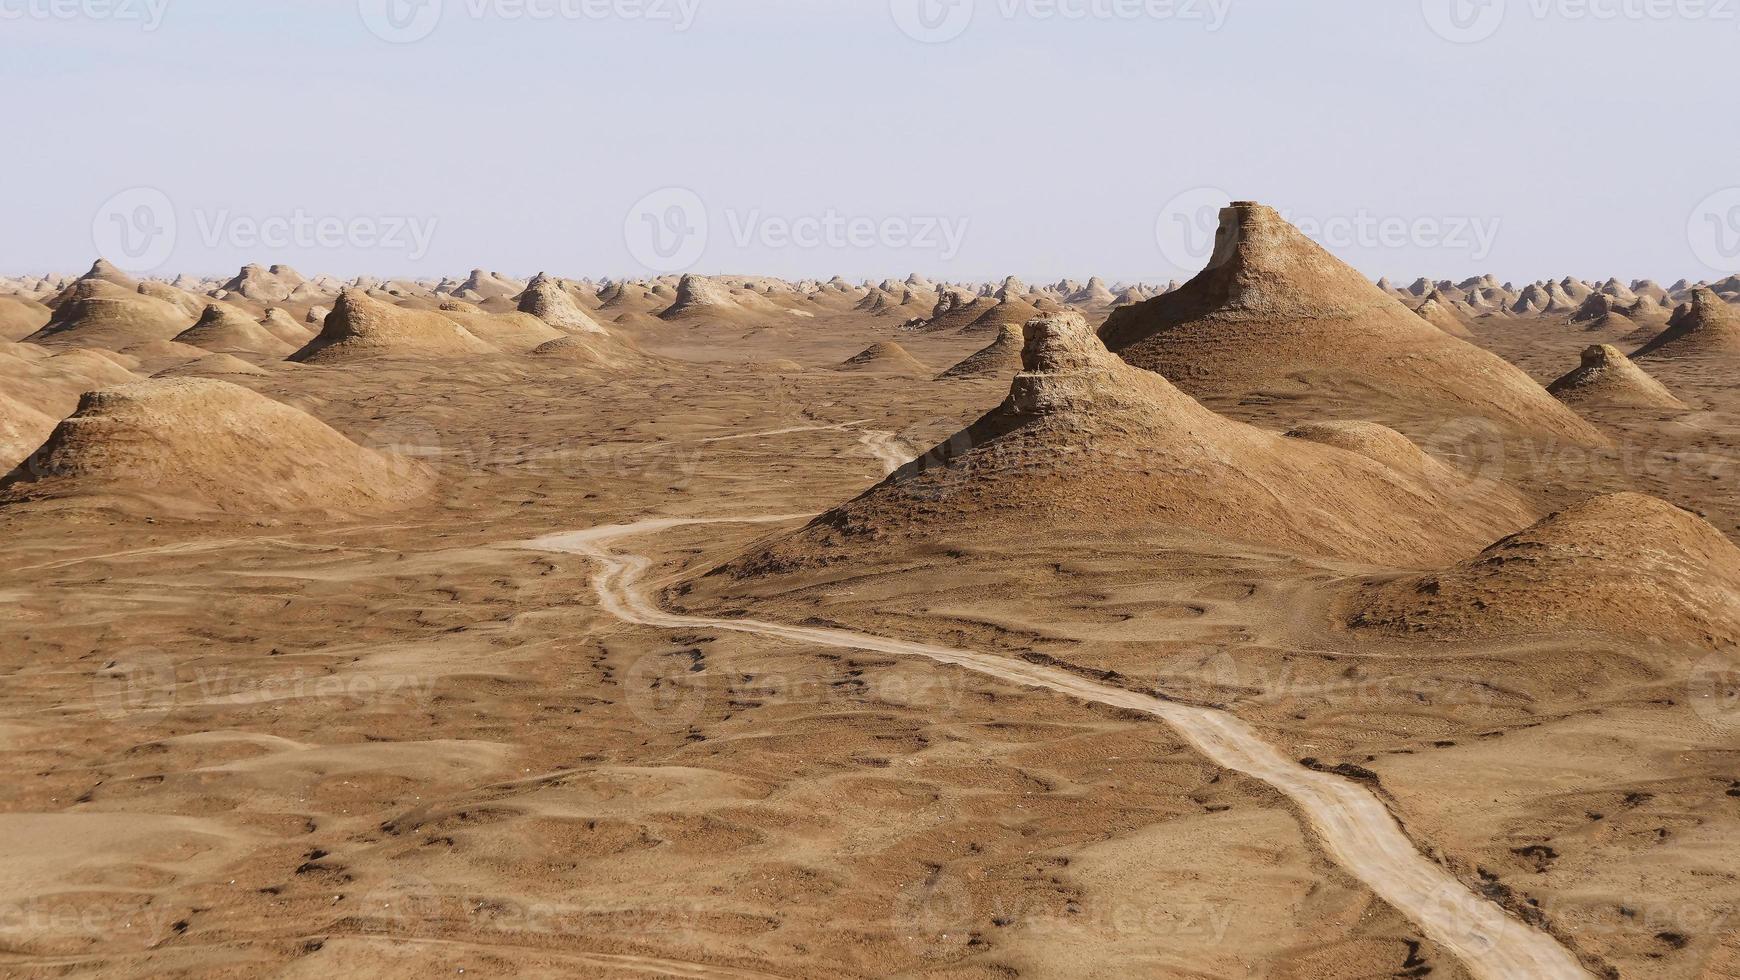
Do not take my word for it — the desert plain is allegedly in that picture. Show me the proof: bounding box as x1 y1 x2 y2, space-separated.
1 203 1739 979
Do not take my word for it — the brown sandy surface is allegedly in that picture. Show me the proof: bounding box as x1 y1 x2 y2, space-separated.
1 267 1737 978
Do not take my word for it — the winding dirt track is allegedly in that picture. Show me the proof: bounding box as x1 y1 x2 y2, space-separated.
524 516 1592 980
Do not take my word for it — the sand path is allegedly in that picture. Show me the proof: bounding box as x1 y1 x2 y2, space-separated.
521 512 1592 980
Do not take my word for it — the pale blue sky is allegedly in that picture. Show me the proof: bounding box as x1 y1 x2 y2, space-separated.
4 0 1737 283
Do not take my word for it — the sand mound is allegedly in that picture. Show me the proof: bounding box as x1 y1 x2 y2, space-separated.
1282 420 1468 481
0 295 52 341
173 305 297 357
219 264 297 303
452 269 524 301
45 260 135 306
26 279 192 349
911 292 996 333
938 323 1024 380
0 346 142 420
1571 293 1614 324
1412 291 1473 338
727 313 1535 571
660 275 750 323
518 273 606 334
1099 202 1604 446
291 289 497 363
1548 344 1687 410
0 379 433 517
1632 287 1740 360
0 392 56 473
152 353 271 378
114 339 214 375
962 295 1044 335
528 334 633 368
838 341 929 376
435 308 564 352
135 281 210 319
1067 277 1118 308
259 308 315 345
1341 493 1740 647
598 280 662 314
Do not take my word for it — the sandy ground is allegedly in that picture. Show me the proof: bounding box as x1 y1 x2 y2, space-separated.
1 307 1736 978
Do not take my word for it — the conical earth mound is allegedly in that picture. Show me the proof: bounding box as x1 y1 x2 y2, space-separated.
838 341 928 376
1098 202 1604 446
938 323 1024 380
152 353 271 379
0 379 434 517
260 308 315 345
26 280 192 349
291 289 497 363
1632 287 1740 360
528 333 636 368
435 306 564 352
1413 291 1473 338
724 313 1536 571
0 295 51 341
1340 493 1740 648
1548 344 1687 410
962 295 1044 335
518 273 607 334
0 392 56 473
659 275 749 323
174 305 296 357
43 260 135 307
0 346 142 419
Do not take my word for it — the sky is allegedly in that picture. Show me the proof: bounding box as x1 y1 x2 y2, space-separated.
4 0 1739 285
